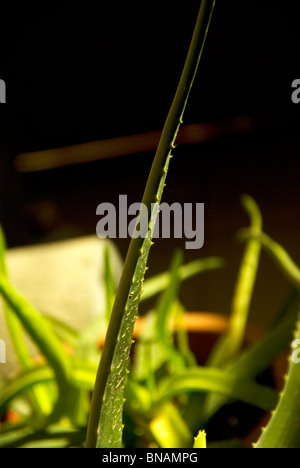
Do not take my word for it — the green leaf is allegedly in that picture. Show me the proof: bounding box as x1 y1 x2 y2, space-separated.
0 423 85 448
0 275 76 424
156 249 186 371
42 314 79 348
142 256 224 302
131 311 159 379
104 246 117 322
209 195 262 367
133 256 222 381
193 430 206 448
0 358 98 418
0 276 71 387
203 291 299 423
71 358 99 390
238 230 300 289
156 367 278 412
0 227 54 416
227 196 262 357
96 229 157 448
150 402 193 448
0 228 32 368
255 312 300 448
0 366 54 417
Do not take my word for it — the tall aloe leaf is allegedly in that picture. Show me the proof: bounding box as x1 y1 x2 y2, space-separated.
208 195 262 367
85 0 217 448
226 196 262 358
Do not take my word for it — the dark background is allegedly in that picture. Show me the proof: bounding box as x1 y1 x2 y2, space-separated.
1 1 300 326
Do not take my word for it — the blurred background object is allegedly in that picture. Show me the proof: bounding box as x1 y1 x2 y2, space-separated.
1 1 300 327
0 236 122 378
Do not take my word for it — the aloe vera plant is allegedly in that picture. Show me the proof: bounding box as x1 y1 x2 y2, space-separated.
0 204 299 449
0 0 300 450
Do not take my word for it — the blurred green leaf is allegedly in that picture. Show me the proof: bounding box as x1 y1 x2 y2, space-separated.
0 423 85 448
142 257 224 302
150 402 192 448
255 312 300 448
0 226 54 416
0 276 71 390
209 195 262 368
193 430 206 448
156 249 186 371
156 367 278 412
0 366 54 417
203 291 299 423
104 246 117 322
239 230 300 289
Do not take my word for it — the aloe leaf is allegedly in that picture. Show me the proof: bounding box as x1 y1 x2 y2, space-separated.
239 230 300 289
123 375 152 418
150 402 193 448
85 0 217 448
174 301 198 368
42 314 79 348
141 256 224 302
208 195 262 367
0 227 55 416
0 358 98 418
226 196 262 357
0 366 54 417
228 292 299 379
95 231 158 447
255 313 300 448
156 367 278 412
156 249 186 371
0 276 71 386
0 227 34 371
193 430 206 448
0 359 98 417
203 291 299 423
71 358 99 390
104 246 117 322
0 424 85 449
131 310 167 383
75 358 153 418
133 256 222 380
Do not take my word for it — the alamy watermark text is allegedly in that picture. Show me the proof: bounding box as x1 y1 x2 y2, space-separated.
96 195 204 250
291 79 300 104
0 79 6 103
